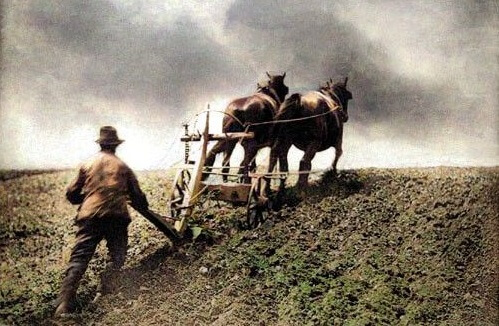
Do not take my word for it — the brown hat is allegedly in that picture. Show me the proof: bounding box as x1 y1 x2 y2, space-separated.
95 126 124 145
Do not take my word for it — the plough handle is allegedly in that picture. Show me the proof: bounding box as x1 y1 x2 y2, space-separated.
136 208 181 241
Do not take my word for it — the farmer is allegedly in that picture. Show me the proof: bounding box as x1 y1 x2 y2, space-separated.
55 126 149 317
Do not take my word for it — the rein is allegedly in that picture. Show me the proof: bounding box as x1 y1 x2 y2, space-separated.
193 86 285 134
246 110 335 128
193 87 344 138
245 90 344 129
195 109 246 129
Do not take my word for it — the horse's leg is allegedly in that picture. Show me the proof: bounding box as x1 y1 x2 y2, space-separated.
298 142 320 187
250 158 257 172
221 139 237 182
332 145 343 176
267 142 279 193
203 140 225 180
238 141 259 183
268 138 291 191
331 129 343 176
277 140 292 190
268 143 280 174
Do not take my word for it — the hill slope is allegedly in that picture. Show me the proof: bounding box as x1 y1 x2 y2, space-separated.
0 167 497 325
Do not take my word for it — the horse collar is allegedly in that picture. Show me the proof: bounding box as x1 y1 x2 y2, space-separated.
324 89 344 111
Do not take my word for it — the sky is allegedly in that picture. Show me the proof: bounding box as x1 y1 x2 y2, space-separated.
1 0 497 170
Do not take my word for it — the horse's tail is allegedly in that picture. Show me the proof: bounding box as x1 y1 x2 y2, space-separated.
271 93 301 139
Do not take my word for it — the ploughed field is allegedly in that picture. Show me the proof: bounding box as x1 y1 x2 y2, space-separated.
0 167 497 325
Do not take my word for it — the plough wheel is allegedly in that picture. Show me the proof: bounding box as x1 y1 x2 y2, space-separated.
169 169 191 218
246 177 270 229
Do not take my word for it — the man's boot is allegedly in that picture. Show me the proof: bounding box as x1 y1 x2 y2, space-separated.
55 264 85 317
93 268 121 303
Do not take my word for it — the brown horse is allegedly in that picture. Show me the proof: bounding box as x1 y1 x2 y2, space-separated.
268 77 352 187
204 72 289 181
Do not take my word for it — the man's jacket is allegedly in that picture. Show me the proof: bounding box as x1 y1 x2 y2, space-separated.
66 151 148 221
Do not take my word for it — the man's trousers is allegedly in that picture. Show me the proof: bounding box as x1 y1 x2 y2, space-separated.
57 216 130 307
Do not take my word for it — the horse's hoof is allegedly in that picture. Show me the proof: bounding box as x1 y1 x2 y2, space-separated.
297 190 307 200
54 301 75 318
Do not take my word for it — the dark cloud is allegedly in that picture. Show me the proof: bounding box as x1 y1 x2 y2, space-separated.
17 0 252 113
9 0 497 125
225 0 496 136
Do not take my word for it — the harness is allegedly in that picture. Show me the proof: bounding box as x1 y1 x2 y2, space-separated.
313 91 341 112
318 89 348 122
308 91 342 138
246 90 344 129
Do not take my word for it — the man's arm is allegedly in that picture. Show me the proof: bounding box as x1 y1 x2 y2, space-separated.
66 167 85 205
127 170 149 211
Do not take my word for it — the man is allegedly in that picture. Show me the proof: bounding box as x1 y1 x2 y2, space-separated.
55 126 149 317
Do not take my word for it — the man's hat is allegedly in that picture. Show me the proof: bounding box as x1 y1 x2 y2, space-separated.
95 126 124 145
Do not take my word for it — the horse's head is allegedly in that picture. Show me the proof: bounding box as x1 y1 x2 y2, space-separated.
322 77 352 122
265 71 289 103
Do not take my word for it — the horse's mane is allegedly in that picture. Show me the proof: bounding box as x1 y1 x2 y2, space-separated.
256 80 269 90
256 84 282 106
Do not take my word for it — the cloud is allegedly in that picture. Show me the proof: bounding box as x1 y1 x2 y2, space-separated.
1 0 253 168
225 0 497 131
0 0 497 169
12 0 251 108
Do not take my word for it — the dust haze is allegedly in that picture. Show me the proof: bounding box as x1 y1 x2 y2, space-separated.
1 0 497 170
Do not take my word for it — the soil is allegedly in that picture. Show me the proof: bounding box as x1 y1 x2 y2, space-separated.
0 167 497 325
